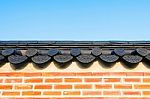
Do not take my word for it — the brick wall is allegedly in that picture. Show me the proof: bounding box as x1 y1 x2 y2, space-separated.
0 72 150 99
0 62 150 99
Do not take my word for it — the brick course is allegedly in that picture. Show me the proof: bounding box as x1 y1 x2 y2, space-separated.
0 71 150 98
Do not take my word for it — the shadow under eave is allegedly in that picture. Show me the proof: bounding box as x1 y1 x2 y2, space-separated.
32 62 51 69
53 61 72 69
10 61 28 70
76 61 94 69
120 61 139 69
98 60 117 69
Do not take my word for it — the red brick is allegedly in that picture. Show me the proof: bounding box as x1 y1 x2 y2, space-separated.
104 78 120 82
63 91 80 95
43 91 61 95
92 72 126 76
0 79 3 83
43 72 76 76
76 72 92 76
65 78 82 82
22 91 41 96
126 72 144 76
24 72 42 77
143 78 150 82
54 85 72 89
124 78 141 82
15 85 32 90
84 78 101 82
109 72 126 76
92 72 108 76
134 84 150 89
25 78 43 83
83 91 101 95
123 91 141 95
143 91 150 95
114 84 132 89
0 85 12 89
103 91 121 95
75 84 92 89
45 78 62 83
32 98 50 99
0 72 24 77
5 78 22 83
95 84 112 89
35 85 52 89
144 72 150 76
2 91 20 96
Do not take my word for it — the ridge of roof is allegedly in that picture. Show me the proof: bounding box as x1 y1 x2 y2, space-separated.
1 40 150 44
0 41 150 49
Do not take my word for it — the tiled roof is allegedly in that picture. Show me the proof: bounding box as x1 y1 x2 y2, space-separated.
0 41 150 69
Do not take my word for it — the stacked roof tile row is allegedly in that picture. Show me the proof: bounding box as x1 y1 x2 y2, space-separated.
0 41 150 69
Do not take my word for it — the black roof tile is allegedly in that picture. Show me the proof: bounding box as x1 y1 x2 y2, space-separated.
76 55 95 64
0 41 150 69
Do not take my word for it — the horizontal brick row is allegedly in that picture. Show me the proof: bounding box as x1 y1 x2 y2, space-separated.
0 78 148 84
0 96 149 99
0 72 150 77
1 84 150 90
1 91 150 96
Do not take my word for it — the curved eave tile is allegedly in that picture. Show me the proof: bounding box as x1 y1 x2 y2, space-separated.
99 54 119 63
8 55 28 65
122 55 143 64
91 47 102 56
48 48 59 57
2 49 15 57
113 48 125 57
25 48 38 57
54 55 73 63
32 55 51 65
70 48 81 57
76 55 95 64
135 48 149 57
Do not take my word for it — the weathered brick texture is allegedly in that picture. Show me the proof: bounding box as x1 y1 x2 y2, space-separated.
0 72 150 99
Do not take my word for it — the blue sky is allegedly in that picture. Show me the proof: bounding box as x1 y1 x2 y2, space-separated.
0 0 150 41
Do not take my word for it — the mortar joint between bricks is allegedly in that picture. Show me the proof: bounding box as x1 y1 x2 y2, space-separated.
12 84 15 90
52 84 55 90
80 89 83 96
62 77 65 84
141 76 144 83
22 77 25 84
121 77 123 83
32 84 35 90
81 78 84 84
39 90 43 96
43 78 45 83
60 90 63 96
72 84 75 89
102 77 104 83
112 83 114 89
121 90 123 96
141 90 144 97
131 83 134 90
91 83 94 89
20 90 22 97
42 78 44 84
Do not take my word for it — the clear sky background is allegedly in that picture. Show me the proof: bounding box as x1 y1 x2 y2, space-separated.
0 0 150 41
